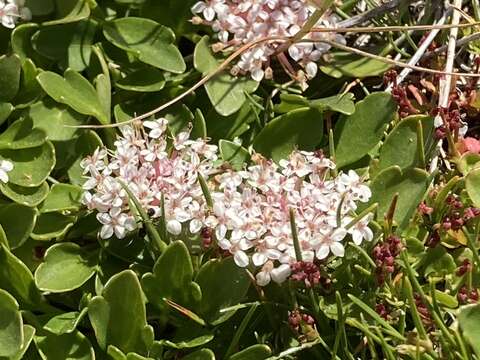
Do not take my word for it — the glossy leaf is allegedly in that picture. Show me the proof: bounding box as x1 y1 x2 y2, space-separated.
459 304 480 357
31 213 76 241
229 345 272 360
335 92 396 168
194 36 258 116
466 168 480 207
32 20 96 71
0 103 13 125
195 258 250 325
142 241 201 311
368 166 430 231
116 68 166 92
35 243 98 293
0 289 23 357
37 70 109 124
320 52 391 78
0 182 49 207
43 0 90 25
0 117 46 150
377 115 434 171
253 107 323 162
103 17 185 73
183 349 216 360
88 270 150 354
0 203 37 248
0 54 21 102
39 183 82 213
34 330 95 360
220 140 249 170
43 309 88 335
0 245 43 309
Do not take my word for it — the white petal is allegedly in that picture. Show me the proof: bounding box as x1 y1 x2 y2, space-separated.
305 62 318 78
256 271 271 286
100 225 114 239
203 7 215 21
0 170 8 183
316 245 330 260
166 220 182 235
270 264 291 284
1 160 13 171
252 252 267 266
330 242 345 257
233 251 249 267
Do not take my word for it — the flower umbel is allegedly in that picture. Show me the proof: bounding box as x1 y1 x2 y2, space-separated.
82 120 373 286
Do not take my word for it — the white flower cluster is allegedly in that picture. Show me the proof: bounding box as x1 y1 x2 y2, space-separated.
191 0 345 82
82 119 373 286
0 0 31 29
212 153 373 286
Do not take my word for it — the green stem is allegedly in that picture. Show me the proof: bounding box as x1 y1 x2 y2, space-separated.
401 252 456 346
403 277 428 340
290 208 303 262
119 180 167 254
197 173 213 209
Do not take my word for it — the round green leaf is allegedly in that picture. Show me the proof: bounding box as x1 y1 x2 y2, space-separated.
0 141 56 187
0 118 46 150
39 183 82 213
43 0 90 26
320 52 391 78
116 68 166 92
0 203 37 249
467 168 480 207
0 245 43 309
459 304 480 358
458 153 480 176
229 344 272 360
34 330 95 360
30 213 76 241
368 166 430 232
182 349 215 360
0 289 23 357
0 182 49 207
88 270 149 354
195 258 250 325
37 70 109 124
0 54 21 102
0 102 13 126
377 115 434 171
35 243 97 293
26 99 87 169
103 17 185 73
335 92 396 168
32 20 96 72
194 36 258 116
253 107 324 162
141 241 201 311
219 140 249 170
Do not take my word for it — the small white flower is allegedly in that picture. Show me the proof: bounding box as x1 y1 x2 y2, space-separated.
256 261 291 286
315 228 347 260
348 214 374 245
143 118 168 139
0 160 13 183
97 208 136 239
